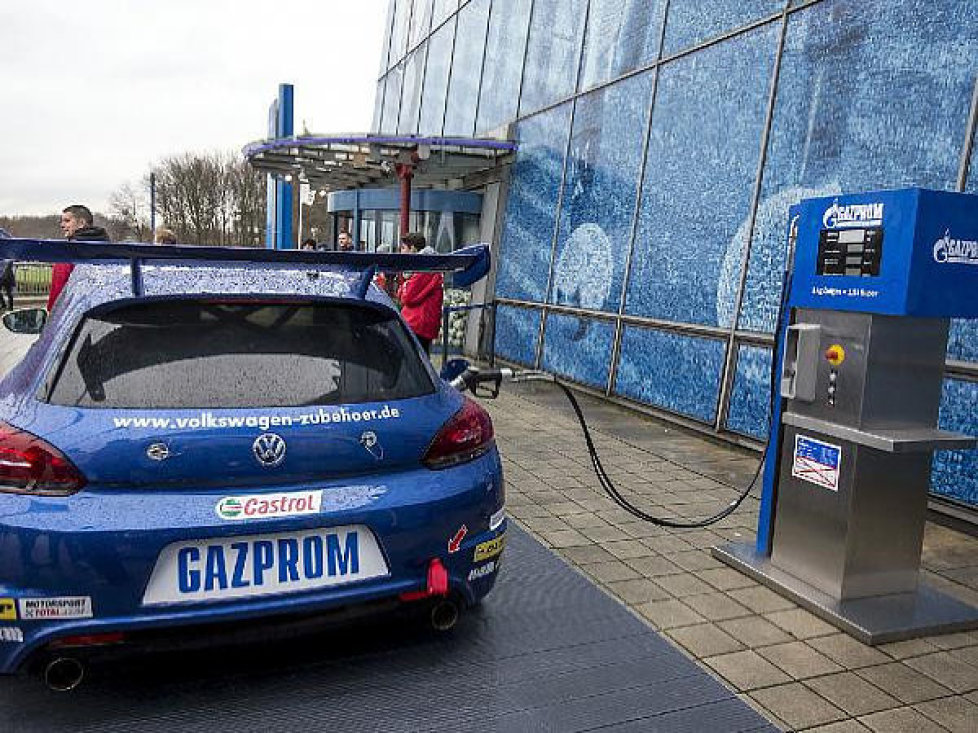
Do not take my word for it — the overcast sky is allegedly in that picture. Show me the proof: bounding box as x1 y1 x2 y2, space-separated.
0 0 388 216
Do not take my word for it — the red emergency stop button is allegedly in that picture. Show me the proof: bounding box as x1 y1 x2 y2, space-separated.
825 344 846 366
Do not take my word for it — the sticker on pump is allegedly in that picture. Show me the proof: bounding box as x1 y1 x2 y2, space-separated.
792 434 841 491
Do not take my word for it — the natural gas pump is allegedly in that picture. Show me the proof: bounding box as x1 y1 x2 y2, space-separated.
713 188 978 644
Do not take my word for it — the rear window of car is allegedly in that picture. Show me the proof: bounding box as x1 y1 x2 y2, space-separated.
48 300 434 408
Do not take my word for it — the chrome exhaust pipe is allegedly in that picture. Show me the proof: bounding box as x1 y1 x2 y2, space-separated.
43 657 85 692
430 599 460 631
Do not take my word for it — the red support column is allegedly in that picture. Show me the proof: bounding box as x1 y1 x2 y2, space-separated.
396 163 414 238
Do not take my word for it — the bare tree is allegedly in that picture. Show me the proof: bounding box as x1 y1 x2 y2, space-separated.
122 150 266 247
108 183 151 241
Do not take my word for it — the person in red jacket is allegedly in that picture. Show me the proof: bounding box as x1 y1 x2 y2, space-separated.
396 232 443 355
48 204 111 310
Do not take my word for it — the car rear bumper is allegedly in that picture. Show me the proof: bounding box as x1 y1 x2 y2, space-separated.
0 451 505 674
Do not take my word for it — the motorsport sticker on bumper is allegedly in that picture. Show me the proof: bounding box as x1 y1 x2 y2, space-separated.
468 560 497 581
18 597 93 620
216 490 323 521
142 525 388 605
473 535 505 562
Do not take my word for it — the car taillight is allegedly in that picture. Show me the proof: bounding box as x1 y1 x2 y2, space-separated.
0 422 85 496
422 399 495 470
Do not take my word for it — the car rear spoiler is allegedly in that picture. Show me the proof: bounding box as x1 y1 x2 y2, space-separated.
0 238 491 298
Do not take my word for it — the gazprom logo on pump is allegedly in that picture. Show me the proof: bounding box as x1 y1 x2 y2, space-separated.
933 230 978 266
822 199 884 229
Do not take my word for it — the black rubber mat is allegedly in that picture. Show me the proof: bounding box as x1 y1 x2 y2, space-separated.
0 526 778 732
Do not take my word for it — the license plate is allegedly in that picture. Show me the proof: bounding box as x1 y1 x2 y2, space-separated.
142 525 388 605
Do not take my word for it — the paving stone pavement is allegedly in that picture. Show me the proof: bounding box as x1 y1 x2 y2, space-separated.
484 381 978 732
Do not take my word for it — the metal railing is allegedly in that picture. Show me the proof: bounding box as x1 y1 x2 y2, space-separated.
13 263 52 297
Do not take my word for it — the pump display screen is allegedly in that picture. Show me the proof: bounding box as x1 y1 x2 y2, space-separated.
817 228 883 276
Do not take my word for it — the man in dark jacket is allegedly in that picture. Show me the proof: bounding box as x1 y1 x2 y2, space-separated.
48 204 110 310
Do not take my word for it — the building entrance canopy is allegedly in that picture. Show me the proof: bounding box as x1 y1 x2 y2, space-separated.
244 134 516 241
243 134 516 192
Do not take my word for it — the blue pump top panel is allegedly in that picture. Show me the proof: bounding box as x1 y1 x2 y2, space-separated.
789 188 978 318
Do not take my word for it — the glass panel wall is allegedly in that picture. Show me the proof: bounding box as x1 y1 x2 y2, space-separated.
615 327 726 424
625 22 778 327
375 0 978 510
476 0 532 135
408 0 433 50
934 379 978 506
495 304 541 366
398 43 427 134
378 0 396 76
662 0 785 56
418 18 455 135
443 0 490 136
578 0 666 91
390 0 413 64
542 314 616 389
495 103 572 303
552 72 653 315
739 0 978 334
726 345 773 439
431 0 457 28
518 0 588 116
380 63 404 134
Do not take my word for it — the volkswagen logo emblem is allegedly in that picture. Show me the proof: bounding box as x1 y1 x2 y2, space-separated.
146 443 170 461
252 433 287 468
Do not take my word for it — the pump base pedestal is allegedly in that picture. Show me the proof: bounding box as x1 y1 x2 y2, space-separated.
712 543 978 645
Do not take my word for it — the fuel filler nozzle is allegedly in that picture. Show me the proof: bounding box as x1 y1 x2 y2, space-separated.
450 367 553 398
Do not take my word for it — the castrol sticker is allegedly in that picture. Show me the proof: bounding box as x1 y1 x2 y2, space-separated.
216 491 322 521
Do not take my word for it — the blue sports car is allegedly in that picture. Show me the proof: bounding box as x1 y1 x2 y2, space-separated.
0 241 505 689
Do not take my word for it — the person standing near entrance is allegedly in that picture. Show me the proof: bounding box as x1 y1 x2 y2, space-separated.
48 205 111 310
397 232 443 355
337 231 354 251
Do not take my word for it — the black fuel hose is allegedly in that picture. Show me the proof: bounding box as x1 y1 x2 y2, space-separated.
473 218 798 529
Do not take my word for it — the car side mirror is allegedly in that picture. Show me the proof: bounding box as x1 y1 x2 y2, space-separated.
2 307 47 335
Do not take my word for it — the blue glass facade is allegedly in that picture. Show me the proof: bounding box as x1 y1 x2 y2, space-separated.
494 304 542 367
661 0 784 56
553 72 652 314
726 345 773 440
495 103 571 304
934 379 978 507
541 313 616 389
615 327 726 424
376 0 978 511
518 0 588 116
578 0 666 92
626 22 778 328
